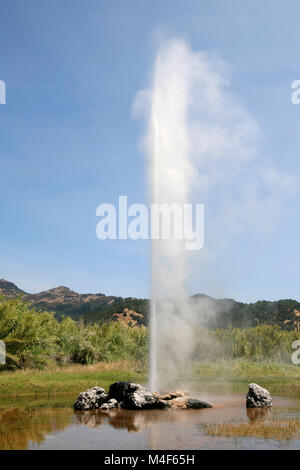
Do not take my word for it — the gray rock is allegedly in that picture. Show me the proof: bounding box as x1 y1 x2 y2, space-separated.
246 383 272 408
108 381 159 410
186 398 213 409
120 382 159 410
100 398 118 410
74 386 108 410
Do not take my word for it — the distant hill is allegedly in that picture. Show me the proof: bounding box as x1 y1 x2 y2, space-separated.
1 279 300 331
0 279 25 297
0 279 147 324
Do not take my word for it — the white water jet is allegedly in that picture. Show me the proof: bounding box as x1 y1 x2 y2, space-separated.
147 40 195 391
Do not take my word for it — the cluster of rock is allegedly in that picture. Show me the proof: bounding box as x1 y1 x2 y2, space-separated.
74 381 212 411
74 381 273 411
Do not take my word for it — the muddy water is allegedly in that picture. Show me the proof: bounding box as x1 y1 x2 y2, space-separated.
0 395 300 450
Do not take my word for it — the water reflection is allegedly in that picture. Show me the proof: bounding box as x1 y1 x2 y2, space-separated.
0 407 72 450
74 408 192 432
0 395 300 450
247 407 272 423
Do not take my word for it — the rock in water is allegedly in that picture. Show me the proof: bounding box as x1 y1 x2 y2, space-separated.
74 387 108 410
74 382 213 411
186 399 212 409
108 381 159 410
158 390 189 400
121 382 159 410
100 398 118 410
246 383 272 408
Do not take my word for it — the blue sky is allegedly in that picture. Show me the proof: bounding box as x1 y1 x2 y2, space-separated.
0 0 300 302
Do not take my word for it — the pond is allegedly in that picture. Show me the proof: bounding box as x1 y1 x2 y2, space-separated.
1 394 300 450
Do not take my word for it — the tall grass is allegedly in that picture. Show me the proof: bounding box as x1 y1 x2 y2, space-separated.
0 297 299 371
215 324 299 362
0 297 148 370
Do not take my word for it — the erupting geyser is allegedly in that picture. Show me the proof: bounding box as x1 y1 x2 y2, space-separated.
145 39 199 391
132 36 262 391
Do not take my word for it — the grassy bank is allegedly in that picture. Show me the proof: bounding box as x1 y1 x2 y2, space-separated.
193 359 300 378
189 360 300 397
1 359 300 400
0 361 146 398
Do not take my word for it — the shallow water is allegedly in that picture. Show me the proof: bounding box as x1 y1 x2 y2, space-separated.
1 395 300 450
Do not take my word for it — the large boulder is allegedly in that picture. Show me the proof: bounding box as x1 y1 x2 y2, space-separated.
246 383 272 408
107 381 132 402
74 386 108 410
122 383 159 410
109 381 159 410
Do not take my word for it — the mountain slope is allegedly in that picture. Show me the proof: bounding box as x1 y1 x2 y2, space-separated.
1 279 300 330
0 279 25 297
0 279 123 321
